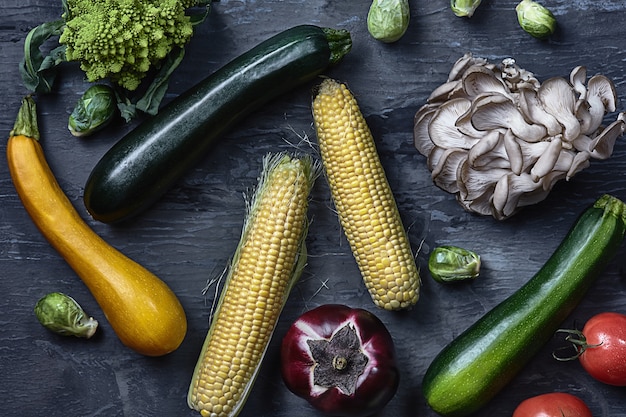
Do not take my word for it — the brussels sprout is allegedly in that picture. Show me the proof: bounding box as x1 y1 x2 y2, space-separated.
34 292 98 338
515 0 557 39
428 245 481 283
367 0 410 43
451 0 482 18
68 84 117 137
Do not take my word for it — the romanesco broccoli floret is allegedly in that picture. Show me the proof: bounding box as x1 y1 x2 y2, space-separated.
59 0 198 91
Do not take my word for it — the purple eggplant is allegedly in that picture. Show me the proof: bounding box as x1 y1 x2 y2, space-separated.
280 304 399 417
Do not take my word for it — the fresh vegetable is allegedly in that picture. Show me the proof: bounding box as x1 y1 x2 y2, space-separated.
450 0 482 18
312 78 420 311
414 53 625 220
7 96 186 357
281 304 399 417
84 25 352 224
512 392 592 417
187 153 319 417
515 0 557 39
367 0 410 43
68 84 117 137
34 292 98 338
19 0 212 119
422 194 626 417
555 312 626 386
428 245 480 283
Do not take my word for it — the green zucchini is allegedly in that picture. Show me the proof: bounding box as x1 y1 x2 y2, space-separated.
422 194 626 417
83 25 352 223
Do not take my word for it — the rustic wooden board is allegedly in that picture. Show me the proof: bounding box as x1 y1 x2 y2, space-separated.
1 1 626 416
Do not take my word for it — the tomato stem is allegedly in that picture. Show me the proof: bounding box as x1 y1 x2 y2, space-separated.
552 328 603 361
11 96 40 141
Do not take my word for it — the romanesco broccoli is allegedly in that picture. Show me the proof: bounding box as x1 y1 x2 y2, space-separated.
59 0 200 91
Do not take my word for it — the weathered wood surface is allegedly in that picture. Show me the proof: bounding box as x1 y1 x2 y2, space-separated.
2 1 626 416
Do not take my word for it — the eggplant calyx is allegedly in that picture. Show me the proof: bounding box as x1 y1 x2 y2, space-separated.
307 323 368 395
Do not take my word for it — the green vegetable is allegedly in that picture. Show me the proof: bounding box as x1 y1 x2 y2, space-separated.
515 0 556 39
422 194 626 417
19 0 212 119
367 0 410 43
83 24 352 224
428 245 480 283
34 292 98 338
59 0 206 91
68 84 117 137
450 0 482 18
19 20 66 94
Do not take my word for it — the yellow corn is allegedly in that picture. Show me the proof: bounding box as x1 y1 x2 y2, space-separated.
312 78 420 311
187 153 319 417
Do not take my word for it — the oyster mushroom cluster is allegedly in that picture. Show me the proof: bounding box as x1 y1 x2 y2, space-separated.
414 53 626 220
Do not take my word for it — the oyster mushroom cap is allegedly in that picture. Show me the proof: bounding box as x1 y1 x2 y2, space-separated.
414 102 436 126
540 169 568 194
587 117 625 159
576 100 598 136
414 104 437 156
492 172 536 219
462 65 512 100
426 54 490 103
588 74 617 113
458 163 509 202
500 57 540 91
455 104 488 138
427 80 464 103
428 98 478 150
430 148 467 194
569 65 588 101
537 77 581 142
470 93 547 142
580 74 618 135
530 136 563 182
518 87 562 137
517 139 552 172
459 190 493 216
447 52 489 82
503 129 524 175
467 129 503 168
570 134 595 153
493 171 564 220
570 67 595 134
566 151 591 180
457 163 508 216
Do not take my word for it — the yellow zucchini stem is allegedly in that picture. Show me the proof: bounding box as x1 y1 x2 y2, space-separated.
11 96 40 140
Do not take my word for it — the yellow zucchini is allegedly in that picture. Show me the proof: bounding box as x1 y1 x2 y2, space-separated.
7 96 186 356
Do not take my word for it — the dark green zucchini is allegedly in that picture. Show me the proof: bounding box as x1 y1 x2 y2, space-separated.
422 194 626 417
83 25 352 223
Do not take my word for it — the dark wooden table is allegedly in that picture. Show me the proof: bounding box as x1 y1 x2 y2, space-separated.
2 1 626 416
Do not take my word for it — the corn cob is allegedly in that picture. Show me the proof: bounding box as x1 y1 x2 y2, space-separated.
312 78 420 310
188 153 319 417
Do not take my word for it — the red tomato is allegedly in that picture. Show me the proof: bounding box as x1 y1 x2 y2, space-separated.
578 312 626 386
512 392 592 417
